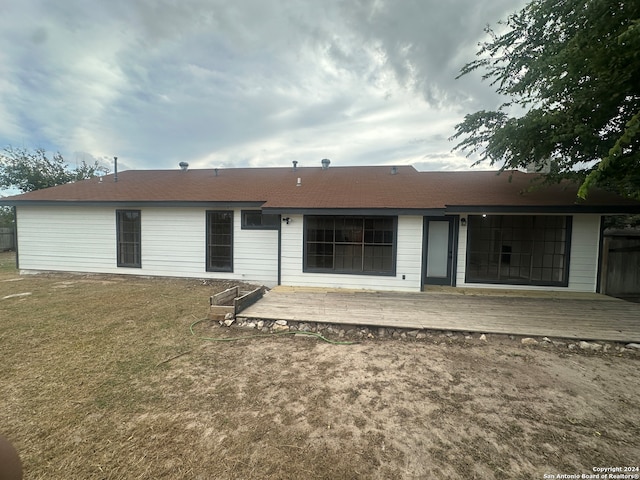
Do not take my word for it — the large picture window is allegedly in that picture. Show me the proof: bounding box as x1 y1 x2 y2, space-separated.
116 210 141 268
466 215 571 286
206 211 233 272
305 216 396 275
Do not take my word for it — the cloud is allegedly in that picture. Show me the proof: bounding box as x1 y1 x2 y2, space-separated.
0 0 524 172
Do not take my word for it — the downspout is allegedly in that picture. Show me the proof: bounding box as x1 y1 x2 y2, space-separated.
420 217 426 292
13 206 19 270
596 215 606 294
277 216 282 286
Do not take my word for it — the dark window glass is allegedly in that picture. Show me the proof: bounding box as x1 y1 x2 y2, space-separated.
241 210 280 229
305 216 396 275
466 215 570 286
207 211 233 272
116 210 141 267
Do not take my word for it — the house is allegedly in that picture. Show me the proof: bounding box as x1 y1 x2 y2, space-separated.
2 163 639 293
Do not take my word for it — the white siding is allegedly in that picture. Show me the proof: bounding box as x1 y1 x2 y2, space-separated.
18 206 117 272
231 211 279 285
16 206 279 286
455 213 602 292
17 205 603 293
280 215 423 291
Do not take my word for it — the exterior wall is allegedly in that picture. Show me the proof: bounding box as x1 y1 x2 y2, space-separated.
16 205 604 293
280 214 423 291
455 213 602 292
16 206 279 286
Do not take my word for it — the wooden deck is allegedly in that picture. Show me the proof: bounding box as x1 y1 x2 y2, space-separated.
238 286 640 343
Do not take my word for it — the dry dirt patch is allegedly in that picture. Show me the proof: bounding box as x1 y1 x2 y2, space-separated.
0 252 639 479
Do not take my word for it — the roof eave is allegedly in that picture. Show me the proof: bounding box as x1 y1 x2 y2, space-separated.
1 200 266 208
445 205 640 214
262 207 446 215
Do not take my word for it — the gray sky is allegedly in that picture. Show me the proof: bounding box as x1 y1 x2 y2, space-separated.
0 0 524 173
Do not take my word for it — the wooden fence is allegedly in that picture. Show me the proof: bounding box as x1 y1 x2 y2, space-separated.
601 232 640 298
0 227 15 251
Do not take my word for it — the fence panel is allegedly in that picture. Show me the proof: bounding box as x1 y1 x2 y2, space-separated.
0 228 15 251
604 235 640 297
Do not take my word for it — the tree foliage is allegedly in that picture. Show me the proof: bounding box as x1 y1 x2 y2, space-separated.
0 207 13 227
452 0 640 199
0 147 108 193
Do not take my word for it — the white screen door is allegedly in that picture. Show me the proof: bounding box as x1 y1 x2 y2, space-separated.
424 217 454 286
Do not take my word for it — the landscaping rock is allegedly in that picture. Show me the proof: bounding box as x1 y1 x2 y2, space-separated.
272 324 289 332
223 319 235 327
479 334 487 342
521 338 538 346
416 333 427 340
275 320 288 326
579 341 602 351
257 320 264 329
626 343 640 350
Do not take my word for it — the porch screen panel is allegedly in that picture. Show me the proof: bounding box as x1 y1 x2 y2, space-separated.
206 211 233 272
466 215 570 286
305 216 396 275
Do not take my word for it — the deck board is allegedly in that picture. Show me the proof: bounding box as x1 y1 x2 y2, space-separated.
237 287 640 343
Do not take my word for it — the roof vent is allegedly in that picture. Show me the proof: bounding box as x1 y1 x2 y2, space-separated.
296 177 302 187
321 158 331 170
292 160 298 171
391 166 398 175
214 168 219 177
179 161 189 171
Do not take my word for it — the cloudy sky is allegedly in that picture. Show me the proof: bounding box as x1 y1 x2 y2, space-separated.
0 0 524 173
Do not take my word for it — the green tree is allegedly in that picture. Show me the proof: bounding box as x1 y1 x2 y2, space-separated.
0 147 108 193
452 0 640 199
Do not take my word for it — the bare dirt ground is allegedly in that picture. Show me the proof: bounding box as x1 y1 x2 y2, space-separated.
1 251 639 479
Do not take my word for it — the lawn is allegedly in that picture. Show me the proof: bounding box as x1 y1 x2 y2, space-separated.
1 250 639 479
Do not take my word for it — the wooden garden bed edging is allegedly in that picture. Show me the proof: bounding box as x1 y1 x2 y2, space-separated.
209 286 265 320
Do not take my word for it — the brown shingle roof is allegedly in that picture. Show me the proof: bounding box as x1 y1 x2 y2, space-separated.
2 166 638 211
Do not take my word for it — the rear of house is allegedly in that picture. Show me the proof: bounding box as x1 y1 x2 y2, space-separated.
3 164 638 293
